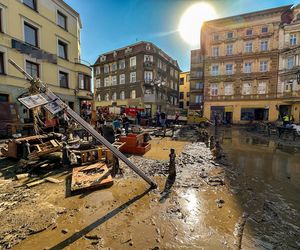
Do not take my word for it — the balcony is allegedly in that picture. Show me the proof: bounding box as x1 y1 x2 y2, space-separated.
143 61 154 68
11 39 57 64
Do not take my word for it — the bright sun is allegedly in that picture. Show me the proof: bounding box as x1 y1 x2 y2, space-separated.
179 2 217 47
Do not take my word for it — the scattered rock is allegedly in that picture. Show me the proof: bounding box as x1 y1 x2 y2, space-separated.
61 229 68 234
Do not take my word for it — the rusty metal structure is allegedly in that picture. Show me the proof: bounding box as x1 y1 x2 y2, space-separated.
8 59 157 189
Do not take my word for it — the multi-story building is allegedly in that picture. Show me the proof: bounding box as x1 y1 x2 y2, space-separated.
201 5 292 124
93 41 180 117
179 71 190 109
189 49 204 112
278 4 300 122
0 0 92 121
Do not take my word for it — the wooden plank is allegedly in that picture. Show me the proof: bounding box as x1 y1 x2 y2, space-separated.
45 177 62 183
26 179 46 187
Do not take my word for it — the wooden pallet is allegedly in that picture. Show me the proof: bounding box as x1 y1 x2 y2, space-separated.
71 162 113 193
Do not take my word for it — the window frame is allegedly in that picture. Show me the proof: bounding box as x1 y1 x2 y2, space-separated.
290 34 297 46
130 56 136 67
0 8 3 33
242 82 252 95
130 72 136 83
244 62 252 73
24 21 38 47
57 11 67 30
260 61 268 72
0 52 5 74
224 83 233 96
226 44 233 55
211 65 219 76
225 64 233 75
211 83 218 96
212 46 219 57
58 40 68 60
261 26 268 33
257 81 267 94
23 0 37 11
245 42 253 53
227 32 233 39
246 29 253 36
26 60 39 78
260 40 268 51
59 71 69 88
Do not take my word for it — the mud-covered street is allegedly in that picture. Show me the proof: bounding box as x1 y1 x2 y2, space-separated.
0 127 300 250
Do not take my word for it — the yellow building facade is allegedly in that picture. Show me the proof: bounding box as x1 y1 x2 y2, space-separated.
179 71 190 110
0 0 91 121
201 5 295 124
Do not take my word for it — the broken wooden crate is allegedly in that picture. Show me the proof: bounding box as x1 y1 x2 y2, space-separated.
1 134 61 159
71 162 113 193
118 133 151 155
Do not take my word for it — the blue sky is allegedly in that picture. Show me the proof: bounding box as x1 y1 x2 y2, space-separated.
64 0 299 71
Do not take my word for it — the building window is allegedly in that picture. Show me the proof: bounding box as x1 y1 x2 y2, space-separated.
262 26 268 33
170 68 174 77
179 92 184 99
224 83 233 95
112 75 117 85
23 0 36 10
78 74 91 91
213 34 219 41
186 101 189 106
26 60 39 78
211 65 219 76
112 92 117 101
57 11 67 30
119 74 125 84
179 101 184 108
95 66 100 75
130 90 136 99
104 64 109 73
287 57 295 69
130 72 136 83
244 62 252 73
227 32 233 39
111 62 117 71
226 44 233 55
130 56 136 67
105 93 110 101
245 42 252 53
120 91 125 100
144 55 153 62
257 81 267 94
211 83 218 96
58 40 68 59
290 34 297 46
246 29 253 36
195 95 202 103
180 77 184 85
97 94 101 101
0 52 5 74
242 82 252 95
144 71 153 82
195 82 203 89
260 61 268 72
212 47 219 57
0 8 3 33
24 22 38 47
260 40 268 51
59 71 68 88
284 82 291 92
104 77 110 87
225 64 233 75
119 60 125 69
96 78 101 88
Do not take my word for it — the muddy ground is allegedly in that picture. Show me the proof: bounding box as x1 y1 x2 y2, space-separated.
0 126 300 249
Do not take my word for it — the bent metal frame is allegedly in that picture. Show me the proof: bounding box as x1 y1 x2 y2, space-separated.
8 59 157 189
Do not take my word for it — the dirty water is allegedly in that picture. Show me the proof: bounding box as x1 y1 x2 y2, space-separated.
1 129 300 250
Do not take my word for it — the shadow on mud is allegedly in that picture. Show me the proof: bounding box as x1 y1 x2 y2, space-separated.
48 187 152 250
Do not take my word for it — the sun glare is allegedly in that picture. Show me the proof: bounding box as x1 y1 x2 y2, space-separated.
179 2 217 47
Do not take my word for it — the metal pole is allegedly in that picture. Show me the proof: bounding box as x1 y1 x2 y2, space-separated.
8 59 157 188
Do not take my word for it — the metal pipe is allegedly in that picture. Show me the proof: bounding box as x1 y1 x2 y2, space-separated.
8 59 157 188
